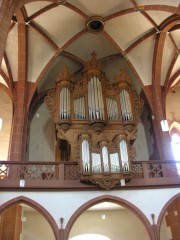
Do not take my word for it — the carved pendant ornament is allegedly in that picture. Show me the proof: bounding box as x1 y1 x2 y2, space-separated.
44 52 143 189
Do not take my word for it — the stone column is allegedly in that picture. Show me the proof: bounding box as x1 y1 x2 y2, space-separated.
152 86 174 160
0 205 22 240
165 199 180 240
8 12 28 161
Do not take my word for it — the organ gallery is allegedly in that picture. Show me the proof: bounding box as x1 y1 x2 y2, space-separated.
45 52 143 189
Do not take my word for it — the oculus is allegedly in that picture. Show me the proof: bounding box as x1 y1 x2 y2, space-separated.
86 17 104 33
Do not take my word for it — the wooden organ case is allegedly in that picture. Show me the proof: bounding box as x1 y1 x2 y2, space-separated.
44 52 143 189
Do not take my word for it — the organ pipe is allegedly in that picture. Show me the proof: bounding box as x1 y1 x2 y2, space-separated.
88 77 104 120
120 89 132 122
110 153 120 172
82 139 90 172
91 153 101 173
106 98 118 120
102 146 109 172
120 140 129 172
60 87 70 120
74 97 85 119
99 79 104 119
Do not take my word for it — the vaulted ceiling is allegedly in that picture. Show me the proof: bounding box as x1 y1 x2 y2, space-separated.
0 0 180 100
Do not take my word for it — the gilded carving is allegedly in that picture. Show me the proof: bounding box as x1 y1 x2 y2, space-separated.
132 90 144 122
44 89 56 121
89 178 120 190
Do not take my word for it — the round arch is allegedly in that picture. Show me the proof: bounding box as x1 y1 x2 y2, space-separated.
0 196 60 240
65 195 154 240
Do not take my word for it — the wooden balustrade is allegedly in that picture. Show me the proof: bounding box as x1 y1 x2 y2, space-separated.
0 160 180 189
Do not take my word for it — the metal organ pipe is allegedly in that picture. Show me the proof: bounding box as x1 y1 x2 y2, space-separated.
64 87 66 119
99 79 104 119
96 77 100 118
92 153 101 173
120 140 129 172
88 78 93 119
79 97 82 118
60 89 62 119
92 78 95 119
60 89 63 119
106 98 118 120
110 153 119 172
120 89 132 121
120 90 125 121
63 87 65 119
65 87 67 119
90 78 94 119
109 98 113 119
106 98 110 119
82 139 90 172
68 88 70 118
63 88 65 119
82 97 85 119
93 77 97 119
60 87 70 120
126 90 132 120
88 76 104 120
97 77 101 119
88 82 91 119
123 90 128 120
102 146 109 172
66 87 68 118
113 100 118 119
91 78 96 119
74 97 85 119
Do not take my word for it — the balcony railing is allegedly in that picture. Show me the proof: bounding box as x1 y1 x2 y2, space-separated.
0 160 180 189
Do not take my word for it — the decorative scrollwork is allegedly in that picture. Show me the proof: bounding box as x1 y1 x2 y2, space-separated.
44 89 56 121
128 145 136 161
64 165 80 180
88 177 120 190
132 90 144 122
147 163 163 178
131 163 143 178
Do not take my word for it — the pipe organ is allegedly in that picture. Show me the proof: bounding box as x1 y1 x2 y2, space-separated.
45 52 143 189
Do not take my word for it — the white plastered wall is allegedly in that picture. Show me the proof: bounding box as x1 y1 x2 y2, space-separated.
0 188 180 230
69 209 149 240
21 211 55 240
134 122 150 160
0 88 12 160
28 103 55 161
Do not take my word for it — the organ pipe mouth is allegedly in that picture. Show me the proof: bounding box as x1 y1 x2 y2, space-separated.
86 17 104 33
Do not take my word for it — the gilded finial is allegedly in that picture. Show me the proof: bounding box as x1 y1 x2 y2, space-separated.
114 68 131 87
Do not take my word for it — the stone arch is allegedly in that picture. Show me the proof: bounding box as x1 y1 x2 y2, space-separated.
169 122 180 135
157 192 180 227
65 194 154 240
0 195 60 240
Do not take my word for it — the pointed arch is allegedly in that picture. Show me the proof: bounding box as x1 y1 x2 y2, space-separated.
157 193 180 229
169 122 180 135
65 195 154 240
0 196 60 240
